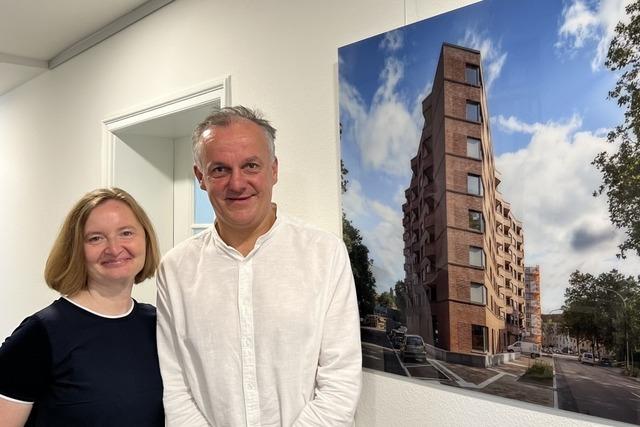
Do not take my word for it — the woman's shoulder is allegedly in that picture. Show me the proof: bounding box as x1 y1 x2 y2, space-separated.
133 301 157 318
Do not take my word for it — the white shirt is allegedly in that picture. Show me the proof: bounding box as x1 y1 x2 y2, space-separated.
156 213 362 426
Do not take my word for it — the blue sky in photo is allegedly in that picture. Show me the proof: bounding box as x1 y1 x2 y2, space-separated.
339 0 637 312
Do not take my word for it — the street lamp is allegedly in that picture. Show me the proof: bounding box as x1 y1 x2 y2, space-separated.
605 289 629 371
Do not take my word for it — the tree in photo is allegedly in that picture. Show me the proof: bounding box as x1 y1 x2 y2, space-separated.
340 159 377 316
562 269 639 366
342 216 377 316
394 280 408 324
593 0 640 258
377 290 396 308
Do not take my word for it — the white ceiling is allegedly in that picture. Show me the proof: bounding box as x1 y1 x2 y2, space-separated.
0 0 171 96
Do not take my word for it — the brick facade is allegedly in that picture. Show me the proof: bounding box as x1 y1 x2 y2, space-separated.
402 43 526 355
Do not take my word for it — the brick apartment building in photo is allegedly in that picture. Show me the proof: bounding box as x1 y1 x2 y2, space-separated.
402 43 526 355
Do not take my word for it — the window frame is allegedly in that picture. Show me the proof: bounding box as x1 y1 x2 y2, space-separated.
470 282 486 305
466 137 482 160
469 246 485 268
471 324 488 352
465 101 481 122
467 174 483 196
465 64 480 86
469 210 484 232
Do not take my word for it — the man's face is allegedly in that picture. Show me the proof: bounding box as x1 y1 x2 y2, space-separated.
194 119 278 237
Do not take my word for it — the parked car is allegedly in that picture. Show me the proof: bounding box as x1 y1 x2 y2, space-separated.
391 330 406 349
599 356 612 367
507 341 541 358
581 352 595 365
401 335 427 363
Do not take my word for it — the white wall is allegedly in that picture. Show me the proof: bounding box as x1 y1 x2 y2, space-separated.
0 0 616 425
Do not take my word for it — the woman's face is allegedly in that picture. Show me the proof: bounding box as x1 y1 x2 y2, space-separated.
83 200 146 290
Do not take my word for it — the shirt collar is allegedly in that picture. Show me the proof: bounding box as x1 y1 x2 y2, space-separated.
210 204 282 260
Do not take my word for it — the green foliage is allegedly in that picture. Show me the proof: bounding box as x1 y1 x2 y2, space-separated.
340 160 349 194
343 214 377 316
377 290 396 308
394 280 408 324
524 360 553 379
340 159 377 316
593 0 640 258
562 269 640 361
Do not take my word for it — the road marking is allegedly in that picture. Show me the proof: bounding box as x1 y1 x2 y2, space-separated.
505 361 529 368
427 359 462 384
631 392 640 400
476 372 507 388
387 335 411 378
488 367 517 378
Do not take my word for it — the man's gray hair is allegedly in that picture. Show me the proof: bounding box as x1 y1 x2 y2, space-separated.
192 106 277 168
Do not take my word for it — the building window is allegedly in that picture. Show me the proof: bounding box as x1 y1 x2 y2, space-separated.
466 64 480 86
467 174 483 196
467 137 482 159
466 101 481 122
470 283 486 305
469 210 484 232
469 246 485 268
472 324 488 352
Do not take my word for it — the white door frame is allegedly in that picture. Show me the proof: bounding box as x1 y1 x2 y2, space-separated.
101 76 230 186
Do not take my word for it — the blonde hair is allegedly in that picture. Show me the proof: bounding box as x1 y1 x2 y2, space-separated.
44 188 160 295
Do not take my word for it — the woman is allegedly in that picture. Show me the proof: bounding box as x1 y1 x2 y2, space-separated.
0 188 164 426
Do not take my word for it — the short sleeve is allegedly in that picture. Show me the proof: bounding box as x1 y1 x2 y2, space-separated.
0 316 52 402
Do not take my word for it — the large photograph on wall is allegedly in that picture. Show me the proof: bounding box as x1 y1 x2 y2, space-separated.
339 0 640 423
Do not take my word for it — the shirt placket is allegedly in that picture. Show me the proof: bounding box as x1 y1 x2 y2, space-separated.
238 259 261 427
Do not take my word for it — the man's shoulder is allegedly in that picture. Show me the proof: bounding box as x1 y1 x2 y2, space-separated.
278 214 343 247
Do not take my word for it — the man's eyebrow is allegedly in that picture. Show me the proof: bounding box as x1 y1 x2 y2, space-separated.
208 161 229 168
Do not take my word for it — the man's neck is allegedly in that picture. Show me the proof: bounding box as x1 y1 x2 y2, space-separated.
217 206 277 256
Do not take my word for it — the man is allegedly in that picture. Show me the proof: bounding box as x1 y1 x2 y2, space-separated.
156 106 362 426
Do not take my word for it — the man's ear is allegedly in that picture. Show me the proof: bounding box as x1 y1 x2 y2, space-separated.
194 164 206 190
271 157 278 185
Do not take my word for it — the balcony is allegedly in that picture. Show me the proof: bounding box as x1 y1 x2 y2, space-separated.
410 156 418 174
496 231 511 245
501 268 513 282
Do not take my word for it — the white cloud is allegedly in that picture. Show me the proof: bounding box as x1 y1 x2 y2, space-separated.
393 184 408 206
366 204 405 291
342 179 368 219
494 113 582 136
459 31 507 91
380 30 403 52
494 114 638 312
558 0 599 49
343 179 405 292
411 80 433 128
556 0 631 70
340 57 421 176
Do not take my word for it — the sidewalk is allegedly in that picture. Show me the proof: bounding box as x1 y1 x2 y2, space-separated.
432 355 554 406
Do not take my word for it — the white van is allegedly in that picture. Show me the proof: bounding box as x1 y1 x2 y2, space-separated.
507 341 541 358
